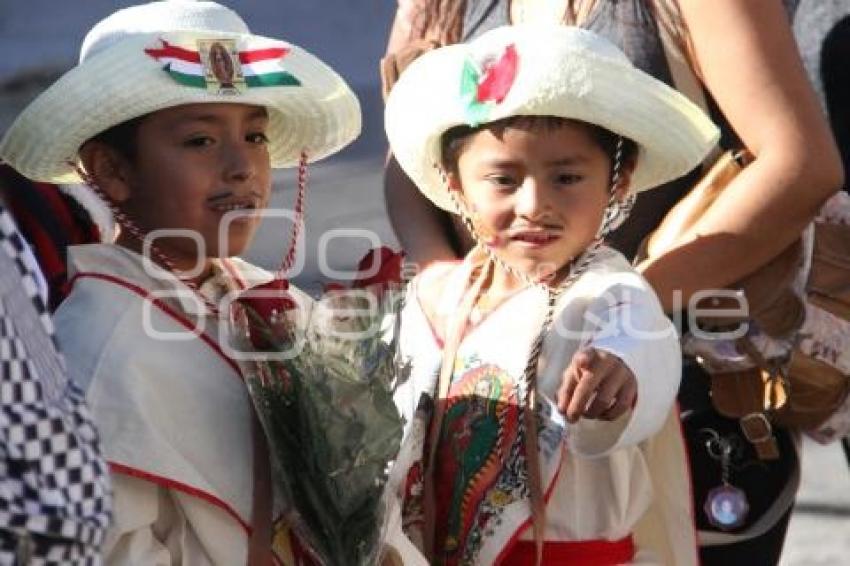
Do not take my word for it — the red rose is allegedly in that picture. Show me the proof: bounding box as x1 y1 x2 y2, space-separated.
322 282 347 293
352 247 404 297
238 277 297 349
476 44 518 104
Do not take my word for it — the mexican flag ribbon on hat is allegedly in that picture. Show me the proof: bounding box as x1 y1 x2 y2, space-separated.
145 39 301 88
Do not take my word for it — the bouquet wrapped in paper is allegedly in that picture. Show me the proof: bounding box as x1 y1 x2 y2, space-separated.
229 248 407 565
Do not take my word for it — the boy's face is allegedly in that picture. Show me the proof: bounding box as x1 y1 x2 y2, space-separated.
453 121 621 280
117 103 272 266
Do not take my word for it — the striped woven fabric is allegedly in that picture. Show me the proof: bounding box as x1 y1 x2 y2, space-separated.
0 164 100 311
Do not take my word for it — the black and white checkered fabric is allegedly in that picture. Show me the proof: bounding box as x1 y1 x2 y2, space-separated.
0 206 111 564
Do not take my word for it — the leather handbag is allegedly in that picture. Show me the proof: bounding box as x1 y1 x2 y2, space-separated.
639 151 850 458
643 149 806 339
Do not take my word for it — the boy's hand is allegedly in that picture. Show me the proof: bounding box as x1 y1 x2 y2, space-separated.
556 348 637 423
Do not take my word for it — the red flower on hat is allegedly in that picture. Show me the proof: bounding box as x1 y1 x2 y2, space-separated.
476 44 519 104
461 44 519 125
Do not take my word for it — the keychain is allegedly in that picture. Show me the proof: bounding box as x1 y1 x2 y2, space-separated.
702 428 750 530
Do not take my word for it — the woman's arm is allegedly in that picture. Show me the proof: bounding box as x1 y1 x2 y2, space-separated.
385 155 460 267
639 0 844 310
382 2 462 268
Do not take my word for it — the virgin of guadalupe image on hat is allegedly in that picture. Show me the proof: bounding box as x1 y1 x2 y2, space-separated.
199 38 246 93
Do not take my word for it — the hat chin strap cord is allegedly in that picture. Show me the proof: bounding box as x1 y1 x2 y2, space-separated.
425 137 628 565
72 163 222 316
276 150 308 279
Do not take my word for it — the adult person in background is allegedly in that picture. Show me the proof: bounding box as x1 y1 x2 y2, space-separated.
820 14 850 193
381 1 843 564
757 2 850 465
0 198 111 563
808 1 850 465
785 0 850 172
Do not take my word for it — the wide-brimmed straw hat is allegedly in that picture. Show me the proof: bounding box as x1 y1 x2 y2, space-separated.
385 25 719 212
0 0 361 184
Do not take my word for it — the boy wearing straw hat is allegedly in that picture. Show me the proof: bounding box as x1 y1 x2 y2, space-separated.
384 25 718 564
0 1 360 563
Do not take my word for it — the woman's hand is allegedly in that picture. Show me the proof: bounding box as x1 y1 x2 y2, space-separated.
556 348 637 423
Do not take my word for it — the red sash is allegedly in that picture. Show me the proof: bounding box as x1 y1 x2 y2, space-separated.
502 535 635 565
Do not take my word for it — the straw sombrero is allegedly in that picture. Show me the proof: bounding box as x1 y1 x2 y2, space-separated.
385 25 719 212
0 1 361 184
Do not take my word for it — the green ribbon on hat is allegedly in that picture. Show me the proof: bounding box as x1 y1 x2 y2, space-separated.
461 60 491 127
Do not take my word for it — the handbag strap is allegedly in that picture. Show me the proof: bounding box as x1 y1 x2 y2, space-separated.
422 258 492 559
654 1 707 112
733 337 783 460
420 256 554 566
654 0 722 166
519 290 560 566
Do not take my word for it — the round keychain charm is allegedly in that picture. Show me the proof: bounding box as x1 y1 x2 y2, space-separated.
701 428 751 530
704 484 750 530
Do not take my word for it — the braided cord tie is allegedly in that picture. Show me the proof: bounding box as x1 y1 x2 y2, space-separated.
277 150 308 278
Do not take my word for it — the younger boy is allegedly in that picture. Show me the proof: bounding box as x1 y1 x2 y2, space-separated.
384 25 718 564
